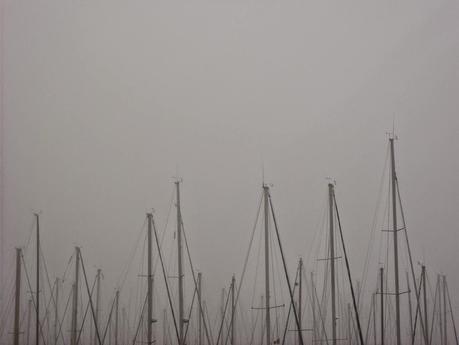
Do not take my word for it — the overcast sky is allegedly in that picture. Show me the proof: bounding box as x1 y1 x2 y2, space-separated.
1 0 459 341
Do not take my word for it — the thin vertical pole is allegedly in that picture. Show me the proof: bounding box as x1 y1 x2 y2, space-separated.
444 276 448 345
147 213 153 345
13 248 21 345
439 275 444 345
231 274 236 345
390 138 401 345
329 183 337 345
35 213 40 345
380 267 384 345
198 273 202 345
176 181 184 345
54 278 59 345
115 289 119 345
298 258 303 345
263 185 271 345
71 247 80 345
422 265 428 344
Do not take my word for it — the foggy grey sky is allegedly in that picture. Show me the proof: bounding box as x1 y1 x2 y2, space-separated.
1 0 459 323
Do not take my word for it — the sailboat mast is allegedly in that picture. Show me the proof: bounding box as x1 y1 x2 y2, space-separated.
71 247 80 345
389 137 401 345
263 185 271 345
13 248 21 345
35 213 40 345
329 183 337 345
231 274 236 345
422 265 428 343
443 275 448 345
298 258 303 345
147 212 153 345
380 267 384 345
439 275 444 345
198 272 202 345
176 181 185 345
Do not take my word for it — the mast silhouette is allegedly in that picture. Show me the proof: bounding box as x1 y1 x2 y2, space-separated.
390 137 402 345
147 212 154 345
71 247 80 345
35 213 40 345
176 181 185 345
263 185 271 345
329 183 337 345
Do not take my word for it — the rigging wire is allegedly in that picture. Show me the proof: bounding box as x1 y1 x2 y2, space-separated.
20 251 49 345
75 275 97 345
152 215 180 345
333 192 364 345
268 190 304 345
79 250 103 345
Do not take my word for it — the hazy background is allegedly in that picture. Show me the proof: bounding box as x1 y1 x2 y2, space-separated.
1 0 459 338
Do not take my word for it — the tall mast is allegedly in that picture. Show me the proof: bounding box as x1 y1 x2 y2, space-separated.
443 275 448 345
263 185 271 345
380 267 384 345
231 274 236 345
147 212 154 345
422 265 428 344
175 181 185 345
94 268 102 345
71 247 80 345
439 275 444 345
115 289 120 345
54 278 59 345
13 248 21 345
35 213 40 345
328 183 337 345
298 258 303 345
198 272 202 345
389 137 401 345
